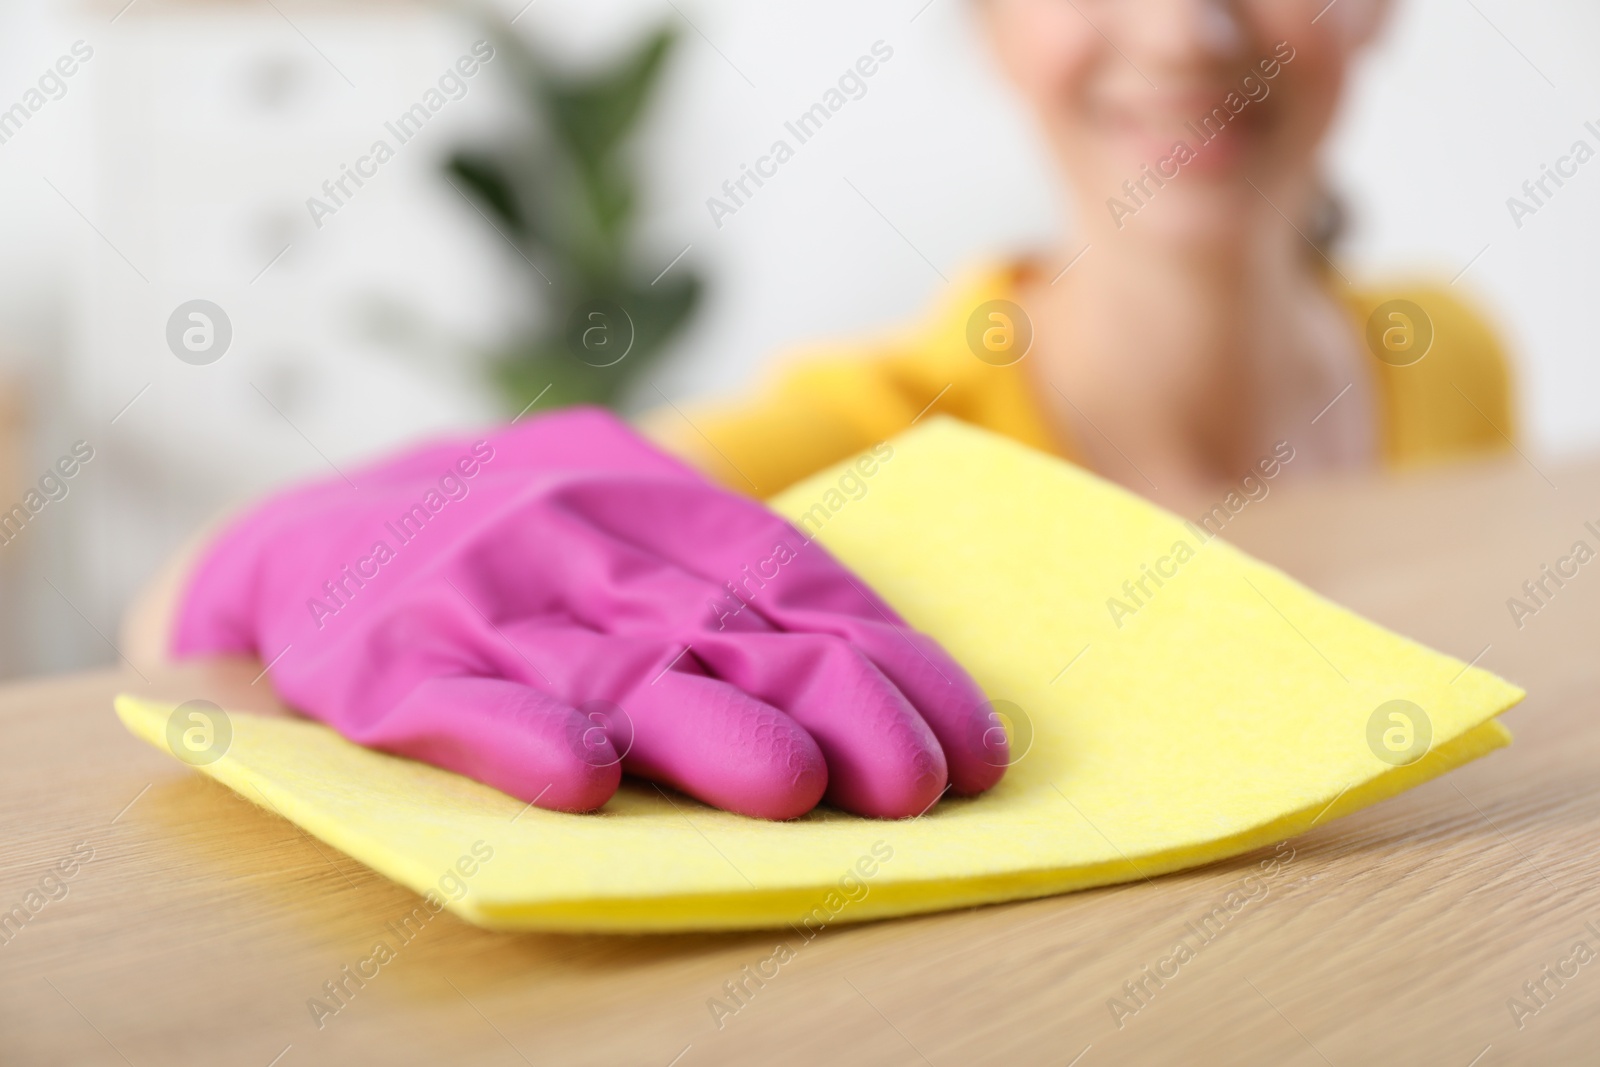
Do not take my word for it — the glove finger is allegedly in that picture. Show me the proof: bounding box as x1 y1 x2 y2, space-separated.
692 631 949 819
819 620 1007 795
348 675 620 813
498 626 827 821
683 541 1009 795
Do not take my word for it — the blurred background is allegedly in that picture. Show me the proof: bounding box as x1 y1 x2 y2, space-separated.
0 0 1595 678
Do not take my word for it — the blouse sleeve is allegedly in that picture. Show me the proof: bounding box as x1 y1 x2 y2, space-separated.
1362 285 1518 466
640 343 952 498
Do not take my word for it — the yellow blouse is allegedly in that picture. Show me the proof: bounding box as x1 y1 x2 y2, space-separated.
652 264 1517 498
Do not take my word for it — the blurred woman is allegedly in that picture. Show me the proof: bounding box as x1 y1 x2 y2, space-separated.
649 0 1514 511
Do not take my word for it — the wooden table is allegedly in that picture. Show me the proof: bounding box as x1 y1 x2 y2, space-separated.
2 451 1597 1066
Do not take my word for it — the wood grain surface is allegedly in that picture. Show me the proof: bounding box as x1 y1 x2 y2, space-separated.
1 451 1596 1066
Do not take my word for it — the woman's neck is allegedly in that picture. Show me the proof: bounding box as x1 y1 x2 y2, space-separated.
1021 212 1375 512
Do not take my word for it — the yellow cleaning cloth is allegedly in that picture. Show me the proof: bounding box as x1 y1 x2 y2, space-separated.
115 418 1520 932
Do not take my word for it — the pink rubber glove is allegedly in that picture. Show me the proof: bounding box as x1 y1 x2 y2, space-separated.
172 407 1006 820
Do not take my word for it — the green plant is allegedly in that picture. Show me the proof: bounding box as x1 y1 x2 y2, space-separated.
445 20 701 412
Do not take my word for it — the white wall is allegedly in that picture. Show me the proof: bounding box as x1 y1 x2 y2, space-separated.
0 0 1594 674
1331 0 1600 453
